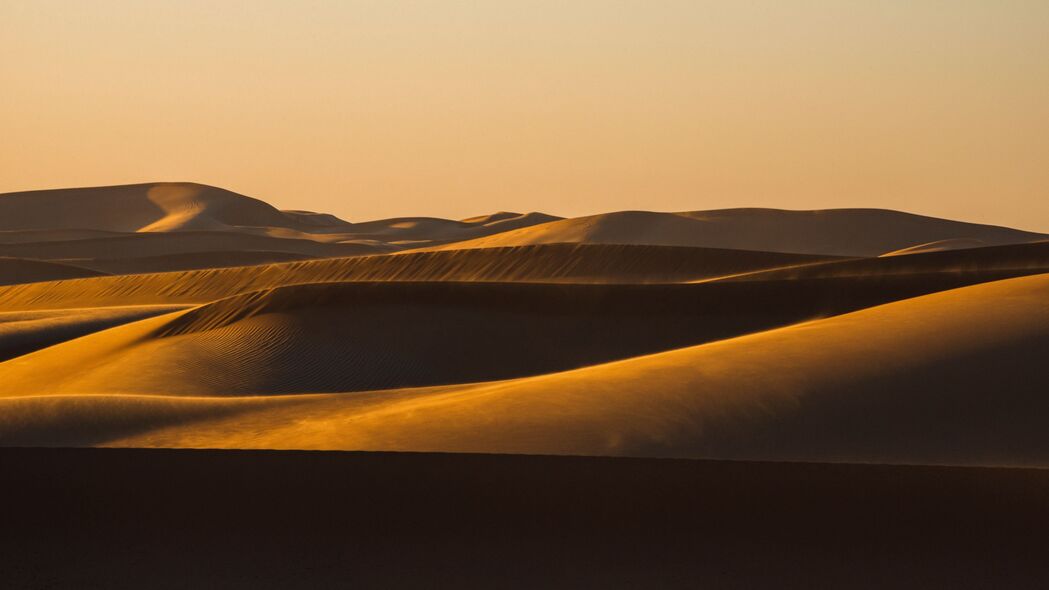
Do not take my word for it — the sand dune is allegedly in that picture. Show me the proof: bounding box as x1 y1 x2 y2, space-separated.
4 181 1049 472
431 208 1046 256
6 273 1048 466
715 240 1049 282
0 183 335 233
0 183 563 252
0 244 834 310
0 278 904 396
0 257 106 286
342 211 562 246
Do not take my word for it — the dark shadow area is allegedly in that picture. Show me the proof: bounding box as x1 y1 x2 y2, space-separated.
3 447 1048 588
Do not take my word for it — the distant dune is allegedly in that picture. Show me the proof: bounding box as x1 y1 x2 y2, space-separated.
0 183 335 234
432 208 1046 256
0 183 562 251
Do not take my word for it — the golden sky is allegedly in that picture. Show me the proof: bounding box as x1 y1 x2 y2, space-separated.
2 1 1047 228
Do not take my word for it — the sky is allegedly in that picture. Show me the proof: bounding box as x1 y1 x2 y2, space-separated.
1 1 1047 228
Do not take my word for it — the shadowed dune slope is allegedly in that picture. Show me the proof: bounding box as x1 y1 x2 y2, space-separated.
715 240 1049 282
0 244 835 311
61 251 316 275
433 208 1046 256
0 268 1043 401
0 305 187 362
0 257 107 286
5 273 1049 467
0 278 906 396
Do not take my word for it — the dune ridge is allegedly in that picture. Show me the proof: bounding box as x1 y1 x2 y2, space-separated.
0 243 835 311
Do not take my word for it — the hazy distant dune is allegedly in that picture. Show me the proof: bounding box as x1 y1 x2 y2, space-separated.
0 183 316 233
432 208 1046 256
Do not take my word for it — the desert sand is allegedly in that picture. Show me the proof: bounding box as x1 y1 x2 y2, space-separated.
2 182 1048 462
4 183 1049 585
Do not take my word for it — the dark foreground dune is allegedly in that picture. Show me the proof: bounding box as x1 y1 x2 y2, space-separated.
3 447 1048 589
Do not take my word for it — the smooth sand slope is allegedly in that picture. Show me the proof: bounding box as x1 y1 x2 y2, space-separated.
0 243 835 311
0 305 187 362
4 273 1049 467
433 208 1046 256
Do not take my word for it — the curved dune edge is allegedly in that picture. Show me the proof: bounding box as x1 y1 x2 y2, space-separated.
0 305 188 362
4 272 1049 467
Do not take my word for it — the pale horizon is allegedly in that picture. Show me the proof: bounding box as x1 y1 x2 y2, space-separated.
2 1 1047 229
